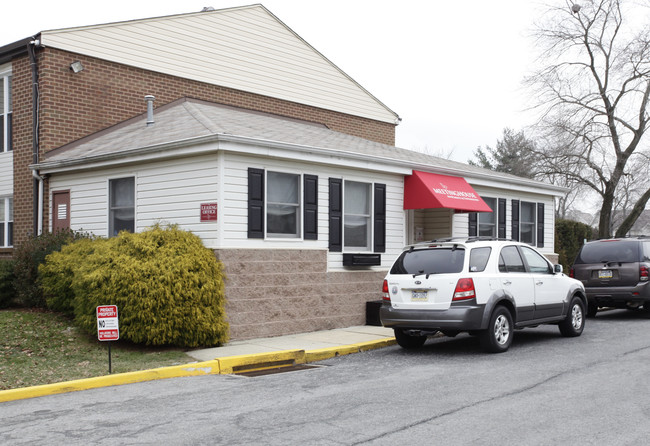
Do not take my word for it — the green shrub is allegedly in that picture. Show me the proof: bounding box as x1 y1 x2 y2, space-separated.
39 238 101 317
555 219 595 271
41 224 229 348
0 259 16 308
13 230 91 308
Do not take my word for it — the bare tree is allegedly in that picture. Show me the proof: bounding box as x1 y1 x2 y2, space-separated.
528 0 650 238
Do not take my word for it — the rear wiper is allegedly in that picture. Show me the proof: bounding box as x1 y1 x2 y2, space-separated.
412 271 432 279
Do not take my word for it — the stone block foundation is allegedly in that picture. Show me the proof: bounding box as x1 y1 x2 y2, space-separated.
215 248 385 341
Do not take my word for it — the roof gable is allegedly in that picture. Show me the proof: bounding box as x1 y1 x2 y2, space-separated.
38 5 399 125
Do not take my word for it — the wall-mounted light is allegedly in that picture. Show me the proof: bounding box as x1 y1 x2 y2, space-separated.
69 61 84 73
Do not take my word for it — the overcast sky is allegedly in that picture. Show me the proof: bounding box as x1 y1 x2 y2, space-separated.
2 0 550 163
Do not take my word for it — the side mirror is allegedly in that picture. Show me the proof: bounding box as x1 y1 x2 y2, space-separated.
554 264 563 274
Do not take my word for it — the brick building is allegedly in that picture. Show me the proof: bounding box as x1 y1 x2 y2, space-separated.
0 5 566 340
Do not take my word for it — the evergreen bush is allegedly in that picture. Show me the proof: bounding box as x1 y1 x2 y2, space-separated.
555 219 595 271
12 230 90 308
41 224 229 348
0 259 16 308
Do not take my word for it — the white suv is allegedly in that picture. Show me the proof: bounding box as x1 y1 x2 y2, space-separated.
380 239 586 352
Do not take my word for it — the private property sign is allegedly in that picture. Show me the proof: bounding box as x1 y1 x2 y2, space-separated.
97 305 119 341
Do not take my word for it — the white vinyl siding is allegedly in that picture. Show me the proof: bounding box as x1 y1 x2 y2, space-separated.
48 154 219 245
411 208 453 243
39 6 397 124
222 152 405 271
0 151 13 196
453 185 556 254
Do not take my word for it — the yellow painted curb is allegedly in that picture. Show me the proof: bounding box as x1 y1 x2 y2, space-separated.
355 338 397 352
304 345 360 362
217 349 306 374
0 360 221 403
0 338 396 403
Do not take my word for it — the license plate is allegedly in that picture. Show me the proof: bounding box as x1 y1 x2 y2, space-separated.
598 270 613 279
411 290 428 301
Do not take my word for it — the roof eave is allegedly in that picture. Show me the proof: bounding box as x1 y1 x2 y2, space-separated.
33 132 567 196
0 35 39 64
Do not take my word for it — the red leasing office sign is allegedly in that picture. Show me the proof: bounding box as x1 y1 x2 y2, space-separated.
200 202 218 222
97 305 119 341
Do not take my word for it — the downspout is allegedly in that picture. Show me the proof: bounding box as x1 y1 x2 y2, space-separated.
28 37 43 236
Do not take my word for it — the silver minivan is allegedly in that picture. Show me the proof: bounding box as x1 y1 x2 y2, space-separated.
570 238 650 316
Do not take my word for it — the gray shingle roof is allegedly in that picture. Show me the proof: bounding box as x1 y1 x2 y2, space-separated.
40 97 563 193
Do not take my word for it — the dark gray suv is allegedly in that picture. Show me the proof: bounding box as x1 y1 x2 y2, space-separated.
570 237 650 316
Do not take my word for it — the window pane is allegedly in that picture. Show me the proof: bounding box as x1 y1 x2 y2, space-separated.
469 247 491 272
7 198 12 221
266 171 300 237
521 246 550 273
267 204 298 235
521 223 535 244
7 76 11 113
7 221 12 247
344 181 370 215
344 181 371 250
111 208 134 234
344 215 370 248
391 248 465 275
267 171 298 204
109 177 134 236
111 178 134 207
521 202 535 223
500 246 526 273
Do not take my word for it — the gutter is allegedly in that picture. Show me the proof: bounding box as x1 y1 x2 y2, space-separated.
33 131 568 197
27 37 42 236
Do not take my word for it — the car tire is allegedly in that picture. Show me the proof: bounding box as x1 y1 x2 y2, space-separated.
479 306 513 353
393 328 427 349
559 297 585 337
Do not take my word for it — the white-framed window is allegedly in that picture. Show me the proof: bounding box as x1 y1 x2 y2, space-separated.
0 197 13 247
109 177 135 237
0 65 12 153
344 180 372 251
478 197 497 237
520 201 536 245
266 171 301 238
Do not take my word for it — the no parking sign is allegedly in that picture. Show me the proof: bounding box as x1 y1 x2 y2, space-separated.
97 305 119 341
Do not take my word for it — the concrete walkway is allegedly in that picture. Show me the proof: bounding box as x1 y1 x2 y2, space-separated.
0 325 396 403
186 325 395 361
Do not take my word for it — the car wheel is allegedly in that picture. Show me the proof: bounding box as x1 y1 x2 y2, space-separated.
393 328 427 349
559 297 585 337
479 306 513 353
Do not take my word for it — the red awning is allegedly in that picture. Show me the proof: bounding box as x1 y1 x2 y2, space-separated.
404 170 493 212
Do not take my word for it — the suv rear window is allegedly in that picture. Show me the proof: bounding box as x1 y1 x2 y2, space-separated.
575 240 641 264
390 247 465 275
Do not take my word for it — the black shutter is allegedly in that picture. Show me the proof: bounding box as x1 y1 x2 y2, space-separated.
304 174 318 240
373 183 386 252
247 168 264 239
468 213 477 237
329 178 342 252
498 198 506 239
537 203 545 248
511 200 520 241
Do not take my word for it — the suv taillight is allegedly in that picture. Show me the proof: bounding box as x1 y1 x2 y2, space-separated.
453 278 475 301
382 279 391 302
641 266 649 282
569 267 575 278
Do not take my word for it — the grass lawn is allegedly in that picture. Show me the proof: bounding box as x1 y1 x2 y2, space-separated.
0 309 195 390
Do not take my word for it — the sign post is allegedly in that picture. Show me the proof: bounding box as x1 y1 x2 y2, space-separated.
97 305 119 373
